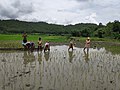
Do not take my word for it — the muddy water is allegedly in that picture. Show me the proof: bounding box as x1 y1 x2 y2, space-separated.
0 45 120 90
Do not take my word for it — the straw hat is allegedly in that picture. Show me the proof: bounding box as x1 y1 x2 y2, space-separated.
87 37 90 39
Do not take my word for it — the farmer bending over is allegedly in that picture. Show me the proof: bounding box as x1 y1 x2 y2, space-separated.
26 42 35 50
44 41 50 52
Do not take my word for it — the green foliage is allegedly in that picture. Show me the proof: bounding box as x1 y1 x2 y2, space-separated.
81 28 90 37
112 20 120 33
105 20 120 39
94 21 120 39
0 19 98 36
71 31 80 37
94 28 105 38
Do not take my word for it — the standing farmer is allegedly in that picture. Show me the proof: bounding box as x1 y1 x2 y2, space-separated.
83 37 90 52
68 38 75 51
38 37 43 51
22 32 27 43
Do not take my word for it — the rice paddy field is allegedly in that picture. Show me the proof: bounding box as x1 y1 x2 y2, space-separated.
0 34 120 90
0 45 120 90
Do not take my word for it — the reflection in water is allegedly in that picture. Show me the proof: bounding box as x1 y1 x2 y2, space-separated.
23 51 35 65
44 52 50 61
83 50 89 63
0 46 120 90
68 51 74 63
38 52 42 64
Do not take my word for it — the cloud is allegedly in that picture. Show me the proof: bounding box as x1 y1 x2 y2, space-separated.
85 13 98 24
12 0 34 14
0 0 120 25
75 0 90 2
0 5 18 19
0 0 34 19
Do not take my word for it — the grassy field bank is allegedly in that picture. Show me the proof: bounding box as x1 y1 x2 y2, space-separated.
0 34 68 48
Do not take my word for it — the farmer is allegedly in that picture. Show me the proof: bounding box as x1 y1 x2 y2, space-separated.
26 41 35 50
30 42 35 50
22 32 27 43
68 39 75 51
38 37 43 51
44 41 50 52
83 37 91 52
22 32 28 47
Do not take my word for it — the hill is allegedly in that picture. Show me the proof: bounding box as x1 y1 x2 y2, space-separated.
0 19 120 39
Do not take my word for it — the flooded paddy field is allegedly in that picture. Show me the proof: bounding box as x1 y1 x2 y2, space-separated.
0 45 120 90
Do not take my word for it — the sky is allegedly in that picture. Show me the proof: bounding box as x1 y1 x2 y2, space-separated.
0 0 120 25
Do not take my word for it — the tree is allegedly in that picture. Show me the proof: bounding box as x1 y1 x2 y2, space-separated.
81 28 90 37
98 28 105 38
112 20 120 33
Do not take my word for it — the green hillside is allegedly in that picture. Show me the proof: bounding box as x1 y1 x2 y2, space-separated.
0 19 120 39
0 19 97 34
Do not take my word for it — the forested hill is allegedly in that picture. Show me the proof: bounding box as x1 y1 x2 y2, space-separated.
0 19 120 39
0 19 97 34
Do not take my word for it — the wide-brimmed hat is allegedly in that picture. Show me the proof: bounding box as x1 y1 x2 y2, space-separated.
87 37 90 39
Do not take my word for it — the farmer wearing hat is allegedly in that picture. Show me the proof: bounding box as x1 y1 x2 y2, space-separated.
83 37 90 52
22 32 27 43
38 37 43 51
68 38 76 51
44 41 50 52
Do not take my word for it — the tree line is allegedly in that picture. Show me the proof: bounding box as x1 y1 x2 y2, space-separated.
0 19 120 39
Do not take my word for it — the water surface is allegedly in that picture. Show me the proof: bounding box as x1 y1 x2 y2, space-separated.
0 45 120 90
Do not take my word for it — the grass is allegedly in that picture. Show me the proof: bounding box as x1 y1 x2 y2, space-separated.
105 46 120 54
0 34 67 42
0 34 68 48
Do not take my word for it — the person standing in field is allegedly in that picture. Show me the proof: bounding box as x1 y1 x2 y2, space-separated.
83 37 91 52
38 37 43 51
68 38 75 51
22 32 27 43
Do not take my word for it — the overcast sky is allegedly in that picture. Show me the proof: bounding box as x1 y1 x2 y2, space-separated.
0 0 120 25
